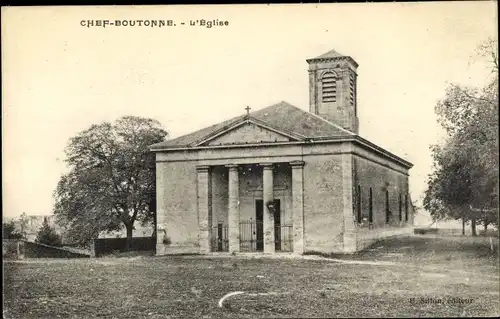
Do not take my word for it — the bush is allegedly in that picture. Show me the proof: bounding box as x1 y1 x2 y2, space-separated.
414 228 427 235
2 221 24 240
35 217 62 247
414 228 439 235
163 236 171 245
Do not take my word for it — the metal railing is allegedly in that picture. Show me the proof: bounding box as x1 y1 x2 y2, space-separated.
239 220 263 252
276 224 293 252
239 221 293 252
211 224 229 252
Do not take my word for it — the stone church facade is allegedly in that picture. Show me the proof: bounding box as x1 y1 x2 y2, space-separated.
150 49 414 255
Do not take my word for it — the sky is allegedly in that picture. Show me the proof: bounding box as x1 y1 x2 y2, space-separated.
2 2 498 219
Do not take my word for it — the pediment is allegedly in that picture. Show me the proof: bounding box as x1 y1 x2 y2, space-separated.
199 121 297 146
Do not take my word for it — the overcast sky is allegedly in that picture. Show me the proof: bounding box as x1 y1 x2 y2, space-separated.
2 3 498 219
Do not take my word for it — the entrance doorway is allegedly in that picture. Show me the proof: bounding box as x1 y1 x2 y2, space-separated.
256 200 264 251
255 199 281 251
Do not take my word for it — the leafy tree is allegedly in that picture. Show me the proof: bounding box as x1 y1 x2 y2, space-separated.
35 217 62 246
2 221 24 240
53 116 168 247
424 37 499 235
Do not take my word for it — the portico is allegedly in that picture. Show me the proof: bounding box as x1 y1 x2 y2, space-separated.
196 160 305 254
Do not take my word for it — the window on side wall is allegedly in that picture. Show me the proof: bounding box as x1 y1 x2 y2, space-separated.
357 185 362 224
368 187 373 227
385 190 390 224
399 193 402 222
405 194 409 222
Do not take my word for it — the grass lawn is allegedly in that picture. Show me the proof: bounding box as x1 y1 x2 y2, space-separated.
3 235 499 318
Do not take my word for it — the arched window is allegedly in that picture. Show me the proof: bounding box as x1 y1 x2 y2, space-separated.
321 71 337 103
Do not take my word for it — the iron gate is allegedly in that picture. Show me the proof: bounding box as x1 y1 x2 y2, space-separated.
276 224 293 252
239 220 263 252
211 223 228 252
239 221 293 252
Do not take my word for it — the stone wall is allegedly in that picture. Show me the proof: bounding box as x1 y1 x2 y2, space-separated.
211 165 229 227
308 58 359 133
302 154 344 253
156 160 199 255
353 155 410 229
352 147 413 251
154 140 413 255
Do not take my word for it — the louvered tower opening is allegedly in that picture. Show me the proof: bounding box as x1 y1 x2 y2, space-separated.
321 72 337 103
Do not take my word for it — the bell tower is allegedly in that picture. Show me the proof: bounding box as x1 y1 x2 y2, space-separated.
307 49 359 134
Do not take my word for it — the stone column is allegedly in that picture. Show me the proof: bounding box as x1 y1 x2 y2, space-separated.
261 163 275 253
342 143 357 253
308 70 316 114
197 165 211 254
226 164 240 253
290 161 305 255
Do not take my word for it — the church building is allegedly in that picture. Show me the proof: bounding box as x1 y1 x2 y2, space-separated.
150 49 414 255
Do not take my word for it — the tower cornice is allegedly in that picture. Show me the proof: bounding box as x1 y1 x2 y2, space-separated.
306 56 358 68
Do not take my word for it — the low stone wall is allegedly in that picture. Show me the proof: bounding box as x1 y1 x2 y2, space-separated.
3 240 22 259
23 241 90 258
4 240 90 259
356 226 414 251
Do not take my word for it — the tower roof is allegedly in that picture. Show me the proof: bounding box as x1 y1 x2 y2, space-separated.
313 49 345 59
306 48 358 67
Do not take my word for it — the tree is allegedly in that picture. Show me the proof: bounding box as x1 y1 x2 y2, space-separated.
424 37 499 235
53 116 168 247
35 217 62 246
2 221 24 240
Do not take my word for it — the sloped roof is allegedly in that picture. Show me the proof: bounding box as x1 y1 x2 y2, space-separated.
150 101 354 150
313 49 345 59
306 48 359 68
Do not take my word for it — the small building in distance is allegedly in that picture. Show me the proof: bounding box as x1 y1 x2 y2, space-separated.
6 214 62 242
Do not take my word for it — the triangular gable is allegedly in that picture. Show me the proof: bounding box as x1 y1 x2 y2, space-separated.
150 101 354 150
196 118 302 146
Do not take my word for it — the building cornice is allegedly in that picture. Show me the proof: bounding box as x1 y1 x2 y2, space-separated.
151 136 413 169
